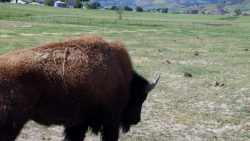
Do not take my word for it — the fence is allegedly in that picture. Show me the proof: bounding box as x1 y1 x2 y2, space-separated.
0 13 244 31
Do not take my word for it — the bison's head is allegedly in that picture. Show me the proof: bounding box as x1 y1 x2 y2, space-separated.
121 71 160 133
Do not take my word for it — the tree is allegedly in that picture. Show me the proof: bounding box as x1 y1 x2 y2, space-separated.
76 0 82 8
136 6 143 12
44 0 52 6
162 8 168 13
156 8 161 12
234 9 242 16
83 0 89 9
111 6 116 10
124 6 133 11
116 6 124 20
90 2 100 9
84 1 90 8
191 10 198 14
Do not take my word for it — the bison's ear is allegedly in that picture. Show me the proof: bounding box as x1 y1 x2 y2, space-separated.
145 74 160 93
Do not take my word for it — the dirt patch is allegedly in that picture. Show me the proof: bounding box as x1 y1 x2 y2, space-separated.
100 30 136 34
41 32 62 35
21 25 33 28
88 30 99 34
137 29 160 32
132 57 149 64
173 60 212 66
20 33 42 36
16 123 64 141
73 32 82 35
0 34 12 38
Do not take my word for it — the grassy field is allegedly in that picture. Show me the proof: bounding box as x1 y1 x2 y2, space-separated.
1 3 250 23
0 3 250 141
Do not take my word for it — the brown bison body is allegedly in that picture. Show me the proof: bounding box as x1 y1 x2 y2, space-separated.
0 36 159 141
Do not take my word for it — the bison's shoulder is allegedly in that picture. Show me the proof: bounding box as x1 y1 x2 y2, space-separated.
0 49 38 79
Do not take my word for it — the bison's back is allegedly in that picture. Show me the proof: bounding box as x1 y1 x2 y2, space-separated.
24 36 133 125
31 36 132 96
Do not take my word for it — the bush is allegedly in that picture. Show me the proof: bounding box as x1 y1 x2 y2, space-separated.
124 6 133 11
90 2 100 9
162 8 168 13
44 0 52 6
110 6 116 10
191 10 198 14
234 9 242 16
76 0 82 8
136 6 143 12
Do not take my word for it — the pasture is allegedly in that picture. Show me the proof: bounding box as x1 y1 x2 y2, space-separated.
0 3 250 141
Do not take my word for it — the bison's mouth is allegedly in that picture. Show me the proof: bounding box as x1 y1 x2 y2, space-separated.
121 123 131 133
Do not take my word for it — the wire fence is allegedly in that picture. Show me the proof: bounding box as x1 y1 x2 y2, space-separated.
0 13 243 29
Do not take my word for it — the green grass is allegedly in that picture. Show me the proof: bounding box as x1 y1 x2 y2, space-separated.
0 3 250 141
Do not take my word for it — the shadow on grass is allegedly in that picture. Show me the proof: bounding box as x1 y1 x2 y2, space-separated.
219 16 239 21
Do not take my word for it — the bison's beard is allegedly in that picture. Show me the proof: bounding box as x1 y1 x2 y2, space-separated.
121 123 131 133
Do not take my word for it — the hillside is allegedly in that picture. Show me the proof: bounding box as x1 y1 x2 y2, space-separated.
181 0 250 14
88 0 250 14
140 0 250 14
89 0 226 7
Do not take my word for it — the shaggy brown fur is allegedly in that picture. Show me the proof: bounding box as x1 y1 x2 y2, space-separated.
0 35 153 141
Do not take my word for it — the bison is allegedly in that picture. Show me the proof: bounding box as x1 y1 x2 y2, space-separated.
0 35 160 141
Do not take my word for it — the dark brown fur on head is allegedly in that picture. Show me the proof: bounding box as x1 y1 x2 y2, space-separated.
0 35 153 141
121 71 150 133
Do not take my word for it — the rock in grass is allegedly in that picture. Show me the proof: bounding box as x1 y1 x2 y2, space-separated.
184 72 192 77
166 60 171 64
42 135 51 140
210 81 220 87
194 51 199 56
244 49 249 51
210 81 224 87
246 107 250 113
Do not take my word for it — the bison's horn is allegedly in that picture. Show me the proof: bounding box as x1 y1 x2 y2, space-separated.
145 74 160 93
